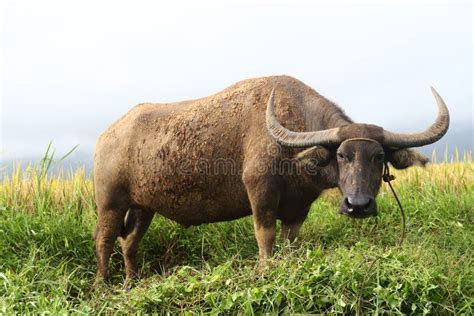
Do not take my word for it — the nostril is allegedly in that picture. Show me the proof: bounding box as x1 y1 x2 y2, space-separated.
364 198 373 209
344 197 352 208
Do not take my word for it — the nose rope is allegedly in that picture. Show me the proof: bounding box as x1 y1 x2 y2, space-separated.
383 162 406 247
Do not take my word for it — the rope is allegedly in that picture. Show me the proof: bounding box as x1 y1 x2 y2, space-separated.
340 137 381 145
383 162 406 247
356 161 406 315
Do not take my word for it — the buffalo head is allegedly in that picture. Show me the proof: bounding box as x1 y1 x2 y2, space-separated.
266 87 449 218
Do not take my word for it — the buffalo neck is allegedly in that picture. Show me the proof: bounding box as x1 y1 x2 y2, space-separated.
303 93 353 132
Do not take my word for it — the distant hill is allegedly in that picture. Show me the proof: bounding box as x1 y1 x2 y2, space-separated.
417 121 473 161
1 150 94 179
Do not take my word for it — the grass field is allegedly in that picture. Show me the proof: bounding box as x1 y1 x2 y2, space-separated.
0 153 473 314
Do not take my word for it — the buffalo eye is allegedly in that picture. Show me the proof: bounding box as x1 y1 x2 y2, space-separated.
337 152 345 160
374 152 385 162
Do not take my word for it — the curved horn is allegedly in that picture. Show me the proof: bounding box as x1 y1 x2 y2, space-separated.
266 88 341 147
383 87 450 148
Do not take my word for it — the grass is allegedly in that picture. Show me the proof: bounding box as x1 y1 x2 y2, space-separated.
0 151 473 314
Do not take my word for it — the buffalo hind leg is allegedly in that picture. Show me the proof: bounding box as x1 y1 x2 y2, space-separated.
95 207 127 281
119 208 154 280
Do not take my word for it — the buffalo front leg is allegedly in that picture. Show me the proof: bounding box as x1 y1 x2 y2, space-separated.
244 175 279 259
95 207 126 281
119 208 154 280
282 221 304 243
281 210 309 243
253 218 277 259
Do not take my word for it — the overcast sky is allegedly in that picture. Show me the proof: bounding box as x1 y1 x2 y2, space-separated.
1 0 472 163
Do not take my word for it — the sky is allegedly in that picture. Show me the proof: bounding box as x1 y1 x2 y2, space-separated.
1 0 473 166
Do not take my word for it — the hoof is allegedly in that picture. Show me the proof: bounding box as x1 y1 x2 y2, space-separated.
123 276 138 289
93 277 108 290
255 258 275 275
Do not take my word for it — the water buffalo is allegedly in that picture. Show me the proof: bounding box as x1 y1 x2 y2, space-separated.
94 76 449 280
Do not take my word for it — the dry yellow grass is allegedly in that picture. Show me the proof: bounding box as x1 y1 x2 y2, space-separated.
0 165 95 214
1 151 471 215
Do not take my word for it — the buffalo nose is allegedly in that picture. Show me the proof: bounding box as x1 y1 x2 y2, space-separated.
344 196 373 210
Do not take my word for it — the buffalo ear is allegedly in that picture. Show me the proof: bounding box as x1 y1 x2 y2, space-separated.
294 146 332 168
387 148 429 169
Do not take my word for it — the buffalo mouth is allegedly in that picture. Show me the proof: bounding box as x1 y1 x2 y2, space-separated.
339 195 378 218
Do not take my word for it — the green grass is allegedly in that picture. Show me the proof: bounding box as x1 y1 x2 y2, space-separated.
0 154 473 314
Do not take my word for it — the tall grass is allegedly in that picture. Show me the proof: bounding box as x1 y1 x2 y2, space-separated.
0 152 472 314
